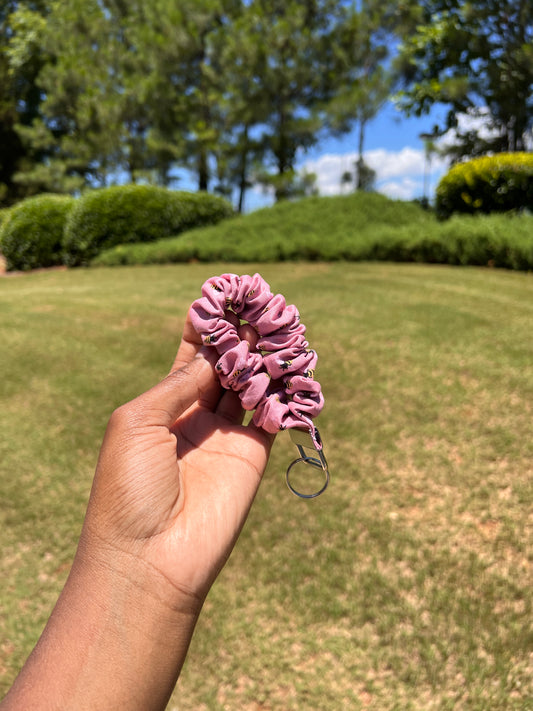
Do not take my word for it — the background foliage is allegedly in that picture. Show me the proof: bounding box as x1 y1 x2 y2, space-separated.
2 189 532 272
1 0 396 208
395 0 533 159
0 193 74 270
62 185 233 266
2 1 532 209
92 192 533 271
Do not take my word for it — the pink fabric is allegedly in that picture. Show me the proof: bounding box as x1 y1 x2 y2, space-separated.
190 273 324 444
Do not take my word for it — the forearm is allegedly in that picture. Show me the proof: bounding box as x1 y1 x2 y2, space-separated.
1 538 202 711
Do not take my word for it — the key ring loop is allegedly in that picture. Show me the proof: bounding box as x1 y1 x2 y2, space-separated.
286 455 330 499
285 426 330 499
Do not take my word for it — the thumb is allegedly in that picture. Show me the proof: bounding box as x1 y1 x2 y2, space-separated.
135 353 218 427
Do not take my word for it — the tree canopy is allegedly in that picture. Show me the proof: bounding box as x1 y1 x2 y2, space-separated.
2 0 402 208
396 0 533 159
1 0 532 208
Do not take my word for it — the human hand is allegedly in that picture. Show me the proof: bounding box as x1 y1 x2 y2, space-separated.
82 310 275 605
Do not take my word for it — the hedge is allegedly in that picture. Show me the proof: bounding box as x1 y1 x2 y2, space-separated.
436 152 533 218
0 194 75 271
93 211 533 272
62 185 234 266
0 208 11 230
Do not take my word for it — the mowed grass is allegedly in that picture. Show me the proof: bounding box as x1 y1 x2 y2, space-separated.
0 263 532 710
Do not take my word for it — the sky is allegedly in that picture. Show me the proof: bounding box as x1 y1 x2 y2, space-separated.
244 100 451 213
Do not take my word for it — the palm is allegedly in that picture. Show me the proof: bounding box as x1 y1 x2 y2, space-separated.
152 404 271 597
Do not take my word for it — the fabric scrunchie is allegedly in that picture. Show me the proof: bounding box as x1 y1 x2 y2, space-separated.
190 273 324 447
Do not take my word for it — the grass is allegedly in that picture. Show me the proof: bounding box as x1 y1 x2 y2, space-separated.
92 192 533 271
1 262 532 709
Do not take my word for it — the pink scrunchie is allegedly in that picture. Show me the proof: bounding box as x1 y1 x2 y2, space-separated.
190 273 324 444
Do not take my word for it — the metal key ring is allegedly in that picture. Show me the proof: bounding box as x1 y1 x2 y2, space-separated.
285 455 330 499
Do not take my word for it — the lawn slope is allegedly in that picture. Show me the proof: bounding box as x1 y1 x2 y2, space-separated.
94 192 533 270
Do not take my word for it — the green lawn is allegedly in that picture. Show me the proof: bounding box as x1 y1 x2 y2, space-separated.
1 263 532 709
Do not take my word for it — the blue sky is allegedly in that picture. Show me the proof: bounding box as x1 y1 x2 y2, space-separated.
245 100 451 212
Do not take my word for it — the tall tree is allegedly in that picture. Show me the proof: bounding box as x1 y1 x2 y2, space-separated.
0 1 48 205
246 0 342 201
326 1 394 190
129 0 247 192
9 0 130 192
395 0 533 158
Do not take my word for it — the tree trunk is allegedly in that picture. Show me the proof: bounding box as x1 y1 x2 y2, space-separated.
275 105 291 202
356 119 366 191
198 149 209 192
237 126 249 214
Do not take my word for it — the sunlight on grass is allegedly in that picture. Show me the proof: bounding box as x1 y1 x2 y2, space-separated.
1 263 532 709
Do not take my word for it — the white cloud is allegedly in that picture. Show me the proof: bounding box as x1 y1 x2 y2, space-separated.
300 146 448 202
437 107 499 152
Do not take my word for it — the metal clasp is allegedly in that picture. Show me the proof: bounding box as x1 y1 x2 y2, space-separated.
286 427 329 499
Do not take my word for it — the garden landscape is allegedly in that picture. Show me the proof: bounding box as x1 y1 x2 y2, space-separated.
1 1 533 709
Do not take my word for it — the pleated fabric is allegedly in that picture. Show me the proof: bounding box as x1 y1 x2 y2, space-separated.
190 273 324 447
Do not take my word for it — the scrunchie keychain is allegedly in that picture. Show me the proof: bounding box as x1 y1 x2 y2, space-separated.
190 273 329 498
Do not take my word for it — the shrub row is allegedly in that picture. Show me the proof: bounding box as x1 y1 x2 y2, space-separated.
436 153 533 219
94 210 533 272
0 208 11 230
0 186 234 271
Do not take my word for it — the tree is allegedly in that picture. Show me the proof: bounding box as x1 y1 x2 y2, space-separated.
3 0 402 206
326 1 394 190
8 0 132 192
0 44 23 205
395 0 533 159
0 1 49 205
247 0 343 201
119 0 254 195
206 5 269 211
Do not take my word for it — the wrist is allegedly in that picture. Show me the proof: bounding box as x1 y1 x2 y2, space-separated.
3 531 202 711
75 527 205 620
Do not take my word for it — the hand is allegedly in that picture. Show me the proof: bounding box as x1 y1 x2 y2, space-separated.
1 311 274 711
83 311 274 602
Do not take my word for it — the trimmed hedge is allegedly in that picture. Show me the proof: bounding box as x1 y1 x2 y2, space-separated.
93 195 533 272
0 194 75 271
62 185 234 266
436 152 533 219
0 208 11 230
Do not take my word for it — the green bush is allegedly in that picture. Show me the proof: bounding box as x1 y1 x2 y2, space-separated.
0 194 75 271
62 185 234 266
92 192 533 271
436 153 533 218
0 207 11 231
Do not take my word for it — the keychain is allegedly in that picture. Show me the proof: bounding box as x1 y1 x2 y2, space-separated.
190 272 330 498
286 427 329 499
